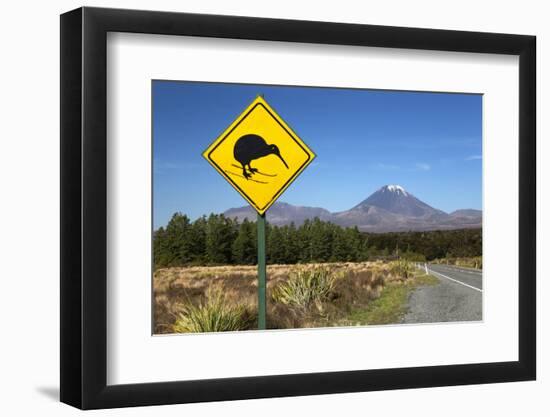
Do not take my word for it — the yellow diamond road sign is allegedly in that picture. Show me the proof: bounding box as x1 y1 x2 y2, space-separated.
203 96 315 215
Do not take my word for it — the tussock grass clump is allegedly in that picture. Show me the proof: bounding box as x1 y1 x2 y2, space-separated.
272 267 340 310
389 259 414 280
172 287 251 333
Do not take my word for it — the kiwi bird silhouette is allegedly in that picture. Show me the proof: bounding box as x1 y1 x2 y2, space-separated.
233 134 289 179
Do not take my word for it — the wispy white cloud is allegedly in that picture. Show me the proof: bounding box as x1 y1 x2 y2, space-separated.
465 155 482 161
415 162 431 171
368 137 481 149
371 162 400 170
153 160 203 173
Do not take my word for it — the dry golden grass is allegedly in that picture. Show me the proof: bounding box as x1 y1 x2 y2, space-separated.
153 261 413 334
433 256 482 269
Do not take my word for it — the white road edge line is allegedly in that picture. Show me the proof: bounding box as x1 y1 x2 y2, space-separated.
428 268 483 293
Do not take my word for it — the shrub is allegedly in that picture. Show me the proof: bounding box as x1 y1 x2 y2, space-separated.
433 256 482 269
272 267 339 309
401 251 427 262
473 256 482 269
172 287 251 333
389 259 414 279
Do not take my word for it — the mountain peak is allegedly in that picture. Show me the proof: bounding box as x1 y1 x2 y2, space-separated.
354 184 446 219
381 184 408 195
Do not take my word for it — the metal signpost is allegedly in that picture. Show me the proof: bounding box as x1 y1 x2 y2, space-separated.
203 96 315 329
257 213 267 329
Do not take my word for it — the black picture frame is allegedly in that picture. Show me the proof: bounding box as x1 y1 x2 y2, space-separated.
60 6 536 410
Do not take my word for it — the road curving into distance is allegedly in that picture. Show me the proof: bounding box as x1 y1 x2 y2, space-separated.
401 264 482 324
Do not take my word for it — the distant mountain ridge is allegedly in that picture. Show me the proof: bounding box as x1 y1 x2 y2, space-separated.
223 185 482 232
224 202 333 225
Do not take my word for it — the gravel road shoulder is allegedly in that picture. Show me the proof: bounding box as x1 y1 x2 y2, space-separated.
401 275 482 324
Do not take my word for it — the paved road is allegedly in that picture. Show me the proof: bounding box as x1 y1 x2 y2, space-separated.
401 264 482 324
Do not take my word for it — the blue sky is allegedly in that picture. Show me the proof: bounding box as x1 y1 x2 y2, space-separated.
153 81 482 229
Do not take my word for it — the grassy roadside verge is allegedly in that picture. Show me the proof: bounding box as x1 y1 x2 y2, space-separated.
156 261 440 332
347 273 439 325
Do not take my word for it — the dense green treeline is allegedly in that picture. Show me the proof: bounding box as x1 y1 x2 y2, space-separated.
153 213 482 269
367 228 482 261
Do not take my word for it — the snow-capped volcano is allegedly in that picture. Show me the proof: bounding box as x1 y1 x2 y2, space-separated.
352 184 447 218
223 184 481 232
